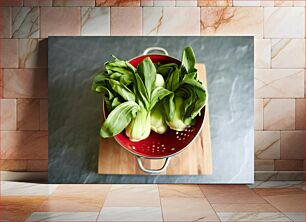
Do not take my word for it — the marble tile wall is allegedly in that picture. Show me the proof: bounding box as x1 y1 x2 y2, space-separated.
0 0 304 178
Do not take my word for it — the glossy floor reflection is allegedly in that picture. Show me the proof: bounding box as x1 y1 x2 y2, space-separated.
0 181 305 221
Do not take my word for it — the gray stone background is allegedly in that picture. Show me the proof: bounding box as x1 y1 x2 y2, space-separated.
48 36 254 183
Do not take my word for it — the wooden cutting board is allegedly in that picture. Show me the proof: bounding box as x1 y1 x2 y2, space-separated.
98 64 212 175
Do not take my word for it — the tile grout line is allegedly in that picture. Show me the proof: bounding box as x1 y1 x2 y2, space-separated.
157 184 165 222
255 192 295 221
95 184 112 221
197 184 223 221
202 184 294 221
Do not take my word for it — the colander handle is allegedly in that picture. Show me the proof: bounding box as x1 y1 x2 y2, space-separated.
136 157 171 174
143 47 168 56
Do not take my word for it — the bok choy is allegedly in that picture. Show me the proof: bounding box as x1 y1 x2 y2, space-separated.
92 56 172 141
158 47 207 131
92 46 207 141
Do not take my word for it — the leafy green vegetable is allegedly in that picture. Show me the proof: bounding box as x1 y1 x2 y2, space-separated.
166 96 190 131
125 107 151 141
163 46 206 131
100 101 140 138
108 79 135 101
132 70 150 110
155 74 165 88
181 46 196 74
92 46 207 140
150 86 172 111
127 57 172 141
165 67 180 91
150 102 168 134
138 57 156 98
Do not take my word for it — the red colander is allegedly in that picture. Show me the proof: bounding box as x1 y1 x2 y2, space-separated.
104 47 206 174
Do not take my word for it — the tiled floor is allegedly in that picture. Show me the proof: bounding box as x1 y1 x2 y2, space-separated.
0 181 305 221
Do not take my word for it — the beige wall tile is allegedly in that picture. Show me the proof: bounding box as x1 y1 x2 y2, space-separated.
233 0 260 6
143 7 200 35
274 0 293 6
53 0 95 6
81 7 110 36
176 0 197 6
280 130 305 159
40 7 80 38
141 0 153 6
38 196 104 212
0 0 22 6
275 160 304 171
263 99 295 130
293 0 306 6
159 185 203 198
260 0 274 6
200 185 266 203
12 7 39 38
255 188 305 212
255 160 275 171
40 99 48 130
212 203 277 212
0 39 18 68
111 7 142 35
19 39 48 68
1 196 48 221
198 0 232 6
218 212 292 221
0 99 16 130
255 69 304 98
295 99 305 130
23 0 52 6
161 197 219 221
255 39 271 68
264 7 305 38
0 159 27 171
305 70 306 98
0 69 3 98
17 99 40 130
272 39 305 68
154 0 176 6
96 0 140 6
255 99 263 130
0 131 48 159
103 185 160 207
3 69 48 98
255 131 280 159
27 159 48 171
53 184 110 198
0 7 11 38
98 207 162 221
200 7 263 38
